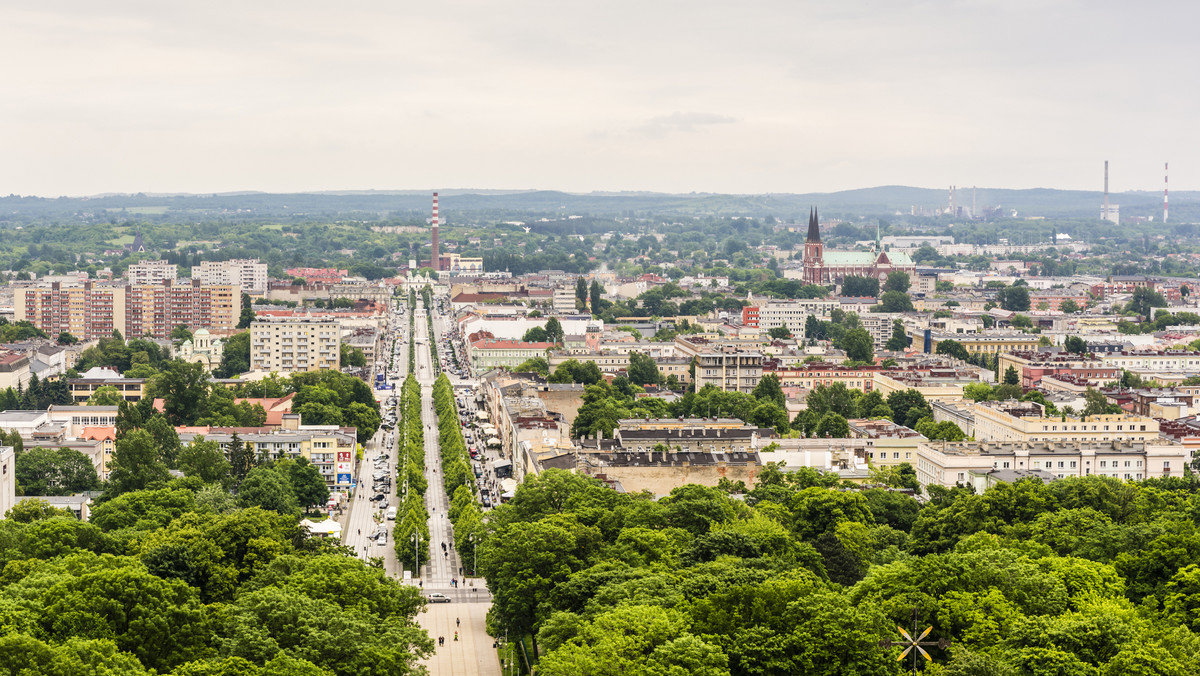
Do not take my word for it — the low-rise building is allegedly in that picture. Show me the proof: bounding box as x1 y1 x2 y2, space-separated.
468 338 556 371
849 418 926 468
177 421 357 491
927 332 1042 356
69 367 147 403
916 439 1189 489
997 351 1122 389
972 399 1159 443
763 361 881 392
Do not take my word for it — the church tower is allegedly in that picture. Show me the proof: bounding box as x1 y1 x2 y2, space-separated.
803 207 824 285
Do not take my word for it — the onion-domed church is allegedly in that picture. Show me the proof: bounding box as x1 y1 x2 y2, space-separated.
802 208 914 286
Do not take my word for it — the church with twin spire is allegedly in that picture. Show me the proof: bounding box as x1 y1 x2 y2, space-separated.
801 207 915 286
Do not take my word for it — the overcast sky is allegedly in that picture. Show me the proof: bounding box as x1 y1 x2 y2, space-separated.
3 1 1197 196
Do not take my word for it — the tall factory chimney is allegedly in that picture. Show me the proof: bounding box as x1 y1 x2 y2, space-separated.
431 192 440 272
1164 162 1169 223
1099 159 1108 210
1100 161 1119 224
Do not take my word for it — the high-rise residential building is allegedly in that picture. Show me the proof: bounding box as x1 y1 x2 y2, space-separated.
15 280 238 342
250 317 341 374
197 259 268 293
126 279 239 339
15 282 126 341
126 260 178 285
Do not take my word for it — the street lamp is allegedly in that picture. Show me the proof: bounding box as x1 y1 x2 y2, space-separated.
413 531 421 580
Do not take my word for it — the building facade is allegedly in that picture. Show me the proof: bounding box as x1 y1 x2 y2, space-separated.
126 260 178 285
15 282 126 342
972 400 1159 443
125 280 240 339
250 317 342 373
915 439 1188 489
197 259 268 293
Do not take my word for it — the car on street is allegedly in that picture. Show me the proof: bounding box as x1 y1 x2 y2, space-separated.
426 592 452 603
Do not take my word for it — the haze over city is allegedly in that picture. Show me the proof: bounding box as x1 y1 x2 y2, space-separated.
3 0 1197 196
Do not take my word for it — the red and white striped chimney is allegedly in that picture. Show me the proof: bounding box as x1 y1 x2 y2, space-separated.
431 192 440 271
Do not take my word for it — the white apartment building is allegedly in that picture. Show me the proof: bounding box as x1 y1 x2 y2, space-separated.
197 259 268 293
915 439 1189 490
553 286 578 314
250 317 341 373
754 299 839 330
126 260 178 285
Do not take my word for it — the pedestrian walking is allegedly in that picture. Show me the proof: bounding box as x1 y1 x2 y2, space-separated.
456 617 460 627
454 632 459 641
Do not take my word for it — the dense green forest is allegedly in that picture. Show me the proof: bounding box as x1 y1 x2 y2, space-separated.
0 483 430 675
477 469 1200 675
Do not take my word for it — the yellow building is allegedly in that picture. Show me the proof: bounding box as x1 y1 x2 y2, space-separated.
872 371 971 403
929 333 1041 356
848 418 926 468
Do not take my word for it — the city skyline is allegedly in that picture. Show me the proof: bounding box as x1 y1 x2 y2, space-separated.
3 1 1197 196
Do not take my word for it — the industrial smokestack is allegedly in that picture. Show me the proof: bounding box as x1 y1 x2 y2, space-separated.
1099 161 1118 224
431 192 440 272
1165 162 1169 223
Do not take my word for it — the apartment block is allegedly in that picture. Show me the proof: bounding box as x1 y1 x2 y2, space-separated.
15 282 126 342
740 299 839 330
126 260 178 285
16 280 237 342
250 317 342 373
197 259 268 293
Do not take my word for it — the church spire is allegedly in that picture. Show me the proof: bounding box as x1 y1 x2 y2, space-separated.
806 207 821 243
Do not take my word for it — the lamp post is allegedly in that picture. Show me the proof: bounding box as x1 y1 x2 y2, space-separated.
413 531 420 580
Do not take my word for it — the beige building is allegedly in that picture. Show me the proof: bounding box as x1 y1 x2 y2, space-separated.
848 418 926 468
250 317 342 373
178 421 358 491
916 439 1190 490
16 282 126 342
928 333 1042 357
872 370 974 403
197 259 268 293
973 400 1159 443
674 338 763 393
126 260 178 285
125 280 240 339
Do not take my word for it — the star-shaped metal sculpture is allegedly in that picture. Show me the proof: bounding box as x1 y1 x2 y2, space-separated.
878 609 950 674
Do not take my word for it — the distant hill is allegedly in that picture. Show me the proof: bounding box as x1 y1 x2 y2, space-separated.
2 186 1197 223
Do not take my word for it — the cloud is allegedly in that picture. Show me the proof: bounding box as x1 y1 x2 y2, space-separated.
633 112 738 138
